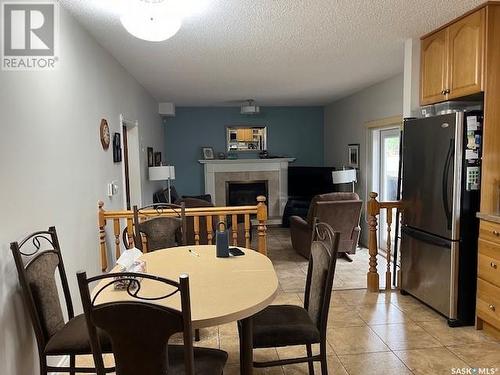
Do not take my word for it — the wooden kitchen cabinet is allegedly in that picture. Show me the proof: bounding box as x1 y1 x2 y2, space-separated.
448 8 485 99
420 8 485 105
421 29 449 105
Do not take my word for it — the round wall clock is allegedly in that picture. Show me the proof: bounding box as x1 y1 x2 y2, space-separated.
100 119 110 150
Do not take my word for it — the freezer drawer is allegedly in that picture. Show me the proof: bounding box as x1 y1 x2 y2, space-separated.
401 226 455 317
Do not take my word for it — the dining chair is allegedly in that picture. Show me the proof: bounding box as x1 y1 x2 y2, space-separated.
10 226 114 374
76 271 228 375
132 202 186 251
239 221 340 375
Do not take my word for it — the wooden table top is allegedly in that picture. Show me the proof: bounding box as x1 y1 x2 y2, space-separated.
94 245 279 329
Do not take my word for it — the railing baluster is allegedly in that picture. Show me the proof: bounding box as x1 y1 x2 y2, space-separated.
113 218 121 260
257 196 267 256
232 214 238 246
98 201 107 272
367 192 380 292
193 215 200 245
244 214 251 248
385 208 393 291
126 218 134 248
207 215 213 245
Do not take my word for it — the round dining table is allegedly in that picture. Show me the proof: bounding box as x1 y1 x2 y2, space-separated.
96 245 279 375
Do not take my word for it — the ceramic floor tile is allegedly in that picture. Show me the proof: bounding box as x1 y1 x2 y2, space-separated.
327 305 367 328
448 342 500 368
338 351 412 375
281 355 348 375
370 322 443 350
335 289 394 305
326 326 390 355
275 343 334 359
357 303 410 324
418 320 497 346
219 335 279 365
393 300 444 322
395 347 470 375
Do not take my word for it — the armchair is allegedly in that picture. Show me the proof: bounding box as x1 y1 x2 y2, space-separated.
289 192 362 260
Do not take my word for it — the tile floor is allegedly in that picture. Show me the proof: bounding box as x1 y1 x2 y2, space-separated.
77 228 500 374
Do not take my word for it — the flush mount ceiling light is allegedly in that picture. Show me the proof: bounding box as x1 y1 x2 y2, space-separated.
120 0 182 42
120 0 210 42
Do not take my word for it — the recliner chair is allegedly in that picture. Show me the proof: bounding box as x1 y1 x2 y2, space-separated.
289 192 362 260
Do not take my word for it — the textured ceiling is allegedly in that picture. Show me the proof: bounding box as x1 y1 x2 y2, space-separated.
61 0 484 106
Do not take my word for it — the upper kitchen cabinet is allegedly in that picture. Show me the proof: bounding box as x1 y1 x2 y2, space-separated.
421 29 449 105
421 8 486 105
448 8 485 99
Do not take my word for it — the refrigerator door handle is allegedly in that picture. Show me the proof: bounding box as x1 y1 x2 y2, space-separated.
402 226 452 248
442 139 454 231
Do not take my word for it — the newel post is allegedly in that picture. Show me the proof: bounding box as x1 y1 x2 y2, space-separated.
257 196 268 256
98 201 108 272
367 192 381 292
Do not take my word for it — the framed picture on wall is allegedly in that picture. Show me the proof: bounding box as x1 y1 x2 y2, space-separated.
347 144 360 169
147 147 154 167
201 147 214 160
154 151 162 166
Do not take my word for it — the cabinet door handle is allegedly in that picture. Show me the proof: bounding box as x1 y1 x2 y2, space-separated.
441 90 446 95
493 230 500 237
491 262 498 269
489 304 496 312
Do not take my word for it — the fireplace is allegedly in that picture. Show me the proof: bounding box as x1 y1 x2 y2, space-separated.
226 180 268 207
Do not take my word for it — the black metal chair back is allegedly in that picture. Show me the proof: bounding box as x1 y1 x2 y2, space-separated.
132 203 186 251
10 227 74 354
303 221 340 340
77 271 195 375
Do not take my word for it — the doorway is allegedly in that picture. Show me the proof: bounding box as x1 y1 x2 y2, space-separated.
120 115 142 209
367 118 402 250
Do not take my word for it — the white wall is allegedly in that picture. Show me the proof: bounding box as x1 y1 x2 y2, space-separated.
324 74 404 245
0 7 165 374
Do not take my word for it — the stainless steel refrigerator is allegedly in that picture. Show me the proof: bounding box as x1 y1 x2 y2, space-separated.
401 111 482 326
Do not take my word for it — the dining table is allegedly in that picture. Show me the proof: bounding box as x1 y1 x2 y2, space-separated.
95 245 279 375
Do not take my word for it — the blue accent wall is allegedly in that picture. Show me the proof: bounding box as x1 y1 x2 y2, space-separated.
165 106 324 195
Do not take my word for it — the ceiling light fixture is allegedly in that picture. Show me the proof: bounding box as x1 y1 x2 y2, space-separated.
120 0 182 42
120 0 210 42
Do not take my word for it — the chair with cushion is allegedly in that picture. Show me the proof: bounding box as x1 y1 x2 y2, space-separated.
290 192 362 261
10 227 114 374
77 271 228 375
133 203 186 251
240 221 340 374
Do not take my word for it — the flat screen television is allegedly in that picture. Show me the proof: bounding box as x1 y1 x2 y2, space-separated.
288 166 336 199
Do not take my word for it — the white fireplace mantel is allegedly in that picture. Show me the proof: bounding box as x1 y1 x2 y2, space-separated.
199 158 295 220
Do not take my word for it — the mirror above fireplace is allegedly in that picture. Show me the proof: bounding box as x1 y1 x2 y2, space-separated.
226 126 267 152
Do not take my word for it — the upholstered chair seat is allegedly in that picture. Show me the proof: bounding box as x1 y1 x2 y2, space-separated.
251 305 320 348
44 314 112 355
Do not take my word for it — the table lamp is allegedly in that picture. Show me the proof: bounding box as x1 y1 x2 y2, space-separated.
331 169 357 192
149 165 175 203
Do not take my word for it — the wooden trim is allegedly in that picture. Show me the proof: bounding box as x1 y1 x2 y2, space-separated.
97 197 268 271
420 2 499 40
364 115 403 129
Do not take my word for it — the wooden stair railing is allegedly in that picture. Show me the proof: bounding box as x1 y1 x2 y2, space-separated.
367 192 403 292
98 196 268 272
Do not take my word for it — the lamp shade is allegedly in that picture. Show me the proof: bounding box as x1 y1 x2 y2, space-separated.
332 169 357 184
149 166 175 181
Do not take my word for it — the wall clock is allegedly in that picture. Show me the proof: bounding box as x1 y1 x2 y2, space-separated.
100 119 110 150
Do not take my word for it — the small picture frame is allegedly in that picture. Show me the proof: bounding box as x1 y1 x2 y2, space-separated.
113 133 122 163
154 152 162 166
147 147 154 167
202 147 214 160
347 144 360 169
